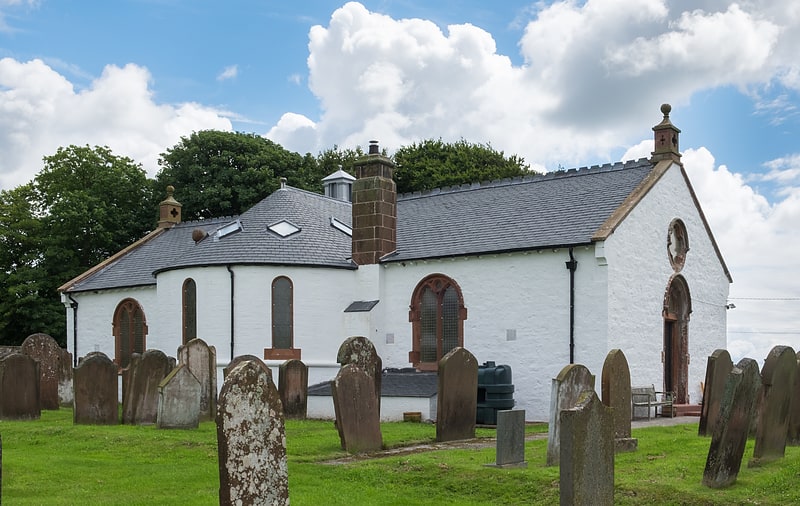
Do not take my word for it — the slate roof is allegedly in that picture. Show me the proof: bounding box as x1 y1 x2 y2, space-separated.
388 158 654 262
62 158 658 293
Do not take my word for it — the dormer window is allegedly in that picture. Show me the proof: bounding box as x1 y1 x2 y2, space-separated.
268 220 300 238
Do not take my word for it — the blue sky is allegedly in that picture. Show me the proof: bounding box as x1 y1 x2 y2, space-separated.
2 0 800 364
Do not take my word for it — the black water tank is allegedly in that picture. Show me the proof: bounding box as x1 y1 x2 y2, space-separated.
476 361 515 425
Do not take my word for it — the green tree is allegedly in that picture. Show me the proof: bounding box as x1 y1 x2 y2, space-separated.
0 145 155 346
393 138 531 194
155 131 313 220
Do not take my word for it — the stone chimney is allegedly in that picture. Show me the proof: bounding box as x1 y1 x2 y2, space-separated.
351 141 396 264
651 103 681 163
158 185 182 229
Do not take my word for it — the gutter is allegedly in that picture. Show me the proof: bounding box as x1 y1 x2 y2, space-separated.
565 248 578 364
227 265 235 361
68 294 79 367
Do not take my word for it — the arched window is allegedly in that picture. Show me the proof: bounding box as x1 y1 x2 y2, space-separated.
409 274 467 370
264 276 300 360
113 298 148 369
182 278 197 345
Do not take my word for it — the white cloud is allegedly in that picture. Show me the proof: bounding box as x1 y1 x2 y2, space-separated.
0 58 232 188
217 65 238 81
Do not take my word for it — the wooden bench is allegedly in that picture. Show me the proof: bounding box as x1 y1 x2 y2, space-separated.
631 385 675 420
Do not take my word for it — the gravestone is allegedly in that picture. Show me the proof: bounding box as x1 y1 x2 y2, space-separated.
279 359 308 419
436 347 478 442
735 358 762 438
20 333 63 410
178 338 217 421
331 363 383 453
73 352 119 425
699 349 733 437
224 355 272 381
788 351 800 445
547 363 595 466
217 360 288 505
703 365 759 488
337 336 382 412
0 352 40 420
749 345 797 467
486 409 527 468
560 390 614 506
157 365 201 429
57 347 74 407
122 349 174 425
600 349 637 452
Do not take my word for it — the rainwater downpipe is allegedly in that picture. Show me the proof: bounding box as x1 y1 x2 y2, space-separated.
565 248 578 364
227 265 235 360
68 294 79 367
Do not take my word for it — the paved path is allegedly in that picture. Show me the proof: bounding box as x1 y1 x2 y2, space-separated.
631 415 698 428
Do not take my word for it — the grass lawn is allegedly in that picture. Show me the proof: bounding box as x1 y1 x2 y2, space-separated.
1 409 798 505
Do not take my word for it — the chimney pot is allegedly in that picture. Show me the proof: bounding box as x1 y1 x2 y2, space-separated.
369 140 380 155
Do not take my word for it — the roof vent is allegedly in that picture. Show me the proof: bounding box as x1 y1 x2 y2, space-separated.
191 228 208 243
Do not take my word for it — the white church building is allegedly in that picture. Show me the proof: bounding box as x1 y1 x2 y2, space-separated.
59 105 731 421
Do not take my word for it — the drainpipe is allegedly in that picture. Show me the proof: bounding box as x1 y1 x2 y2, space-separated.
68 294 79 367
227 265 235 360
565 248 578 364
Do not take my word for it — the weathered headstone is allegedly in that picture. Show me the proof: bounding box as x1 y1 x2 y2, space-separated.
0 352 40 420
20 333 63 410
217 360 288 505
73 352 119 425
331 363 383 453
224 354 272 381
703 365 759 488
560 390 614 506
157 365 201 429
337 336 382 412
699 349 733 437
788 351 800 445
749 345 797 467
486 409 527 468
279 359 308 419
436 347 478 442
178 338 217 421
736 358 762 438
547 363 595 466
600 349 637 453
57 347 74 407
122 349 174 425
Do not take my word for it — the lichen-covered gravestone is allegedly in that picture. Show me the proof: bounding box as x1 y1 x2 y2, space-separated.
560 390 614 506
749 345 797 467
122 349 174 425
224 355 272 381
703 365 758 488
699 349 733 437
600 349 637 452
157 365 201 429
0 352 40 420
337 336 382 412
217 360 288 506
788 351 800 445
331 363 383 453
735 358 762 438
20 333 63 410
178 338 217 422
547 363 595 466
57 346 74 407
436 347 478 443
279 359 308 419
73 352 118 425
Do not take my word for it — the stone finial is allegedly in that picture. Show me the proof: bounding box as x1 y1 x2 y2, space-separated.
651 103 682 164
158 185 182 229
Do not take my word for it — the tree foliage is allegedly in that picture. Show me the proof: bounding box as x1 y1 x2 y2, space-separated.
154 131 316 220
393 138 531 194
0 145 155 345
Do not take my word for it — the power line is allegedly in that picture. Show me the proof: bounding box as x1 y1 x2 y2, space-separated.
728 297 800 301
728 330 800 335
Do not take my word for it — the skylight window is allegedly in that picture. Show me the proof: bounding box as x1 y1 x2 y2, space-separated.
330 216 352 236
268 220 300 238
213 220 242 241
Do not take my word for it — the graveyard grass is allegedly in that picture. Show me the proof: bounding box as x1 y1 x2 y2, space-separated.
2 410 799 505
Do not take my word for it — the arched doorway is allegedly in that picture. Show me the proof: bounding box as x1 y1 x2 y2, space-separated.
113 298 148 369
663 275 691 403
